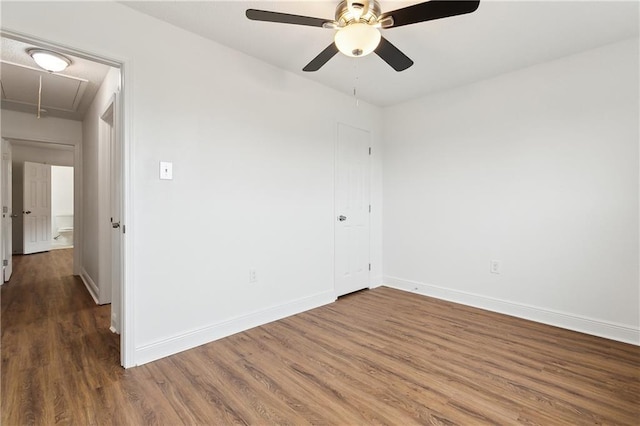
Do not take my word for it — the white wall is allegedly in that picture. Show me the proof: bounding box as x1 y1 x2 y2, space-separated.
383 38 639 344
81 66 120 303
11 144 74 166
51 165 73 243
1 110 82 145
51 166 74 216
1 1 383 365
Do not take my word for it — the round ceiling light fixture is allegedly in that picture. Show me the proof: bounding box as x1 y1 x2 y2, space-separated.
27 49 71 73
334 23 381 57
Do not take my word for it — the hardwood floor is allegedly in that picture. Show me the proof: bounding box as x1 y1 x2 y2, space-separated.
2 249 639 425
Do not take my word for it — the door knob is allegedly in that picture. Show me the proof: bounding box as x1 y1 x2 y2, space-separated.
112 222 120 229
23 211 31 215
10 214 18 218
338 215 347 222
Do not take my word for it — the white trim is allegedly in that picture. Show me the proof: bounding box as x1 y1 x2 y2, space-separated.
120 61 135 368
73 143 82 276
0 30 121 68
383 276 640 346
135 291 336 366
80 267 99 305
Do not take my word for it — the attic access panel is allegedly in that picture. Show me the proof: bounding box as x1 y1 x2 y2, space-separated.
0 61 88 113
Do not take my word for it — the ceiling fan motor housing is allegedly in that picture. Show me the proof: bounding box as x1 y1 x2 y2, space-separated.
336 0 381 25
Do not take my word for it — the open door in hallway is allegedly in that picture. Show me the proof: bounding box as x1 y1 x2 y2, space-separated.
23 161 51 255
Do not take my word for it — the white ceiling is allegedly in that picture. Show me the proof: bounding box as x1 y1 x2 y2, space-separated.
124 1 639 107
0 37 113 120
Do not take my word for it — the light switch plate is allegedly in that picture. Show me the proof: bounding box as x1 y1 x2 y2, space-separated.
160 161 173 180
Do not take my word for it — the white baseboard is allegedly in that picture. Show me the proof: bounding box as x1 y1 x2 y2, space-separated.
80 268 99 304
384 276 640 346
111 312 120 335
135 290 337 366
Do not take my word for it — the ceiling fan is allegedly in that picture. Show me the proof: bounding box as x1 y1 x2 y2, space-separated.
246 0 480 72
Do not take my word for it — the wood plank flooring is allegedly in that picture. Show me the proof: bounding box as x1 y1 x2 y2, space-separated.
2 249 639 425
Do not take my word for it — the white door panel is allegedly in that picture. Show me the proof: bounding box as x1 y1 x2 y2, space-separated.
335 123 370 297
107 97 123 334
23 162 51 255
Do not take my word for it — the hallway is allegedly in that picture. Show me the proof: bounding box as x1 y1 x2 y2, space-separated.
1 249 120 423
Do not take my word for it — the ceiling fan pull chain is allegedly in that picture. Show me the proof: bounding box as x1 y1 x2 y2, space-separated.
354 72 360 107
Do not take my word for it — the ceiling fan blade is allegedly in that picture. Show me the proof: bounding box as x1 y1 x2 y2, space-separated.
381 0 480 28
303 43 340 72
375 37 414 72
246 9 331 28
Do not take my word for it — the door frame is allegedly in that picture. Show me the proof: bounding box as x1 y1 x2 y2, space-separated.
1 139 12 282
0 29 134 368
4 141 77 256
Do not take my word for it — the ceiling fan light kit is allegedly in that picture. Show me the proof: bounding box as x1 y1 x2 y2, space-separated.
27 48 71 73
335 23 381 57
246 0 480 72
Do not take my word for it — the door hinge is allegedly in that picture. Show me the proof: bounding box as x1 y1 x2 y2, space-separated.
2 259 8 267
123 225 126 234
368 147 372 155
368 263 371 271
369 204 371 213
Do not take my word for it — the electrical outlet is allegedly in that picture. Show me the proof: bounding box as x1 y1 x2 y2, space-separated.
490 260 501 274
249 268 257 283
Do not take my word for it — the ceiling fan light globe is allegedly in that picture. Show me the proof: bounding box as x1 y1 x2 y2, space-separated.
334 23 381 58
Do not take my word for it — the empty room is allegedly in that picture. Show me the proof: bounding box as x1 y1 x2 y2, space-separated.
1 1 638 424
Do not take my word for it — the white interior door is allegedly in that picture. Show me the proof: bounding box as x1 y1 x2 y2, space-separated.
335 123 370 297
23 161 51 255
2 140 13 281
106 97 123 334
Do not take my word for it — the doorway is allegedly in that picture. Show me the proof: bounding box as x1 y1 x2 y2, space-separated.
0 31 129 366
51 165 74 250
8 143 75 257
